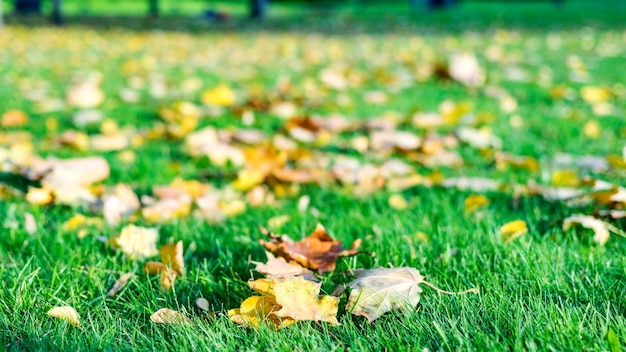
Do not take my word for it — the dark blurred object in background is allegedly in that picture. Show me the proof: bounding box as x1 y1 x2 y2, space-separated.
250 0 269 19
15 0 42 14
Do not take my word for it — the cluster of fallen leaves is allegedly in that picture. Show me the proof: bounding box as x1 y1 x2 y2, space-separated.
1 25 624 333
48 223 478 329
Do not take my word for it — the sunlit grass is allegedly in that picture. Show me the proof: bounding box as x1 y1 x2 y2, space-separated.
1 2 626 350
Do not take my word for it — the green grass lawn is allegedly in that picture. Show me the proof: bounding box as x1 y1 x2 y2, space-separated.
1 1 626 350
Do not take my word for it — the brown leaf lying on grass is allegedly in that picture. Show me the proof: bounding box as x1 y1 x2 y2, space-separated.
260 223 362 274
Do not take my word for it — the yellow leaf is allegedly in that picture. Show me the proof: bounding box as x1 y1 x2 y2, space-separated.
232 169 266 192
267 215 290 229
228 294 294 329
552 170 580 187
583 120 600 138
388 194 408 210
160 241 184 276
272 277 340 326
201 84 236 107
464 194 489 214
220 199 247 217
47 306 80 326
499 220 528 242
61 214 104 232
160 268 178 291
580 86 610 104
112 224 159 260
26 187 54 205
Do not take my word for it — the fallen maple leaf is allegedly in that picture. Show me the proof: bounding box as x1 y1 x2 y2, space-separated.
228 278 295 329
260 223 362 273
47 306 80 326
346 267 478 322
272 277 340 325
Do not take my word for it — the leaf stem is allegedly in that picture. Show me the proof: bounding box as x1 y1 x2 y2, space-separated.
422 280 480 295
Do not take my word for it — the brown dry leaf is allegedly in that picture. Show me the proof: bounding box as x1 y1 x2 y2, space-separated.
107 272 135 298
160 241 185 276
47 306 80 326
253 251 311 278
499 220 528 242
272 277 340 325
150 308 188 324
563 214 612 246
464 194 489 214
260 223 362 274
346 267 478 323
111 224 159 260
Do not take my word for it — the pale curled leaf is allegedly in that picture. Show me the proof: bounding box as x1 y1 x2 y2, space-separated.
563 214 612 246
150 308 188 324
253 251 311 278
346 267 425 323
47 306 80 326
346 267 478 323
107 272 135 298
196 298 210 311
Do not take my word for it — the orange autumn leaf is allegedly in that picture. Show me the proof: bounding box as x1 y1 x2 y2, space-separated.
260 223 362 274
